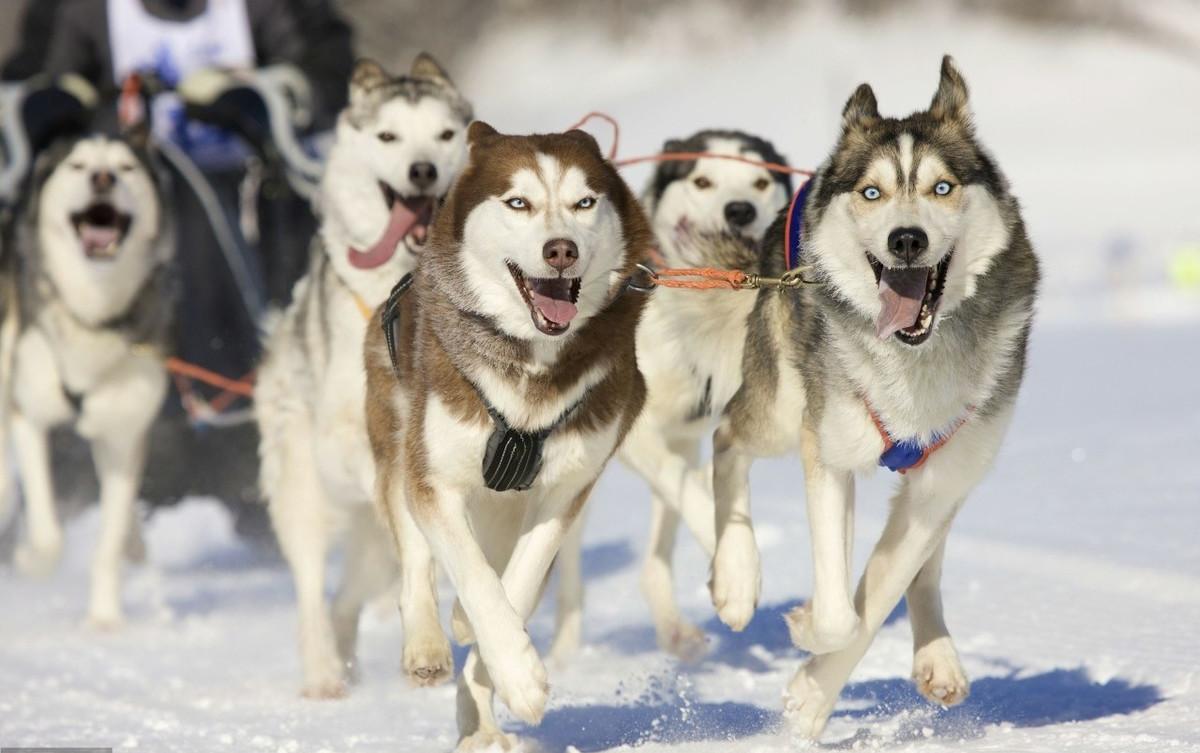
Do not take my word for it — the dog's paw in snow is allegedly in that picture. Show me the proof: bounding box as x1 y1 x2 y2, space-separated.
709 528 760 631
785 601 860 655
403 632 454 686
486 637 548 725
657 620 709 663
912 636 970 707
14 536 64 577
456 729 516 752
784 662 836 741
300 656 349 700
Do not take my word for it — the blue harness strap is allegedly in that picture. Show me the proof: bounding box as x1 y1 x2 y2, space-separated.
783 179 814 271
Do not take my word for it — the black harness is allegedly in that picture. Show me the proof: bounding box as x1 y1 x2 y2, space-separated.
381 273 584 493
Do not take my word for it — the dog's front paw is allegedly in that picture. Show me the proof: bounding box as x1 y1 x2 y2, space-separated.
657 620 709 664
300 657 349 700
785 601 860 655
84 611 124 632
912 637 970 707
403 631 454 687
487 636 548 725
14 535 64 577
456 729 516 752
709 528 760 631
784 662 836 741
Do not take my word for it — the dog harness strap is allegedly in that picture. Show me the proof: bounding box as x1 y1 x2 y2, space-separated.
381 273 414 377
866 399 971 474
380 272 583 492
783 178 815 271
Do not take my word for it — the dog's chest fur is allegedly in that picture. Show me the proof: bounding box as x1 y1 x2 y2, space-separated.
637 286 755 434
367 274 645 503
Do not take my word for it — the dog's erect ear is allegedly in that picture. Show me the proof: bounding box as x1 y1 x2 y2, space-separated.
122 118 152 153
929 55 970 123
348 59 388 123
467 120 498 147
411 52 453 85
564 128 603 157
842 83 880 131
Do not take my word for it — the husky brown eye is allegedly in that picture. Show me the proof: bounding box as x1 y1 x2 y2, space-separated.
377 131 397 143
693 176 712 189
575 196 596 210
69 162 86 171
439 129 455 141
118 164 136 173
754 178 770 191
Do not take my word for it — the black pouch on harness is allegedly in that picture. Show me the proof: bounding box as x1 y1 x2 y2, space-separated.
381 272 414 377
481 414 547 493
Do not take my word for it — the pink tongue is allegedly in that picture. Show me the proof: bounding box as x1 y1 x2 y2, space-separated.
875 267 928 340
348 201 419 270
80 224 120 255
529 290 578 325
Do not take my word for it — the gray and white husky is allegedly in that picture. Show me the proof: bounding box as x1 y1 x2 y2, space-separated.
709 57 1039 739
552 130 792 662
0 131 172 626
255 54 472 698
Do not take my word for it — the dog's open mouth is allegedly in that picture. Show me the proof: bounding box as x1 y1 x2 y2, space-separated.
347 184 437 270
380 182 436 250
507 261 582 336
867 252 952 345
71 202 131 261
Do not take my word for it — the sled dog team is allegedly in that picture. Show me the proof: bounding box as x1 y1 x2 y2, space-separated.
0 52 1038 749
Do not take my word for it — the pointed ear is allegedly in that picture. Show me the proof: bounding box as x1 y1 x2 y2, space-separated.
929 55 970 122
842 83 879 130
411 52 453 84
123 119 152 153
564 128 603 156
467 120 498 146
348 58 388 117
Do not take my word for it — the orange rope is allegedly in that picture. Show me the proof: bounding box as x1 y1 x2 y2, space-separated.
645 267 748 290
165 357 255 398
617 151 814 178
566 111 620 160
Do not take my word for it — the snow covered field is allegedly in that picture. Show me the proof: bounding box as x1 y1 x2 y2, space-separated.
3 5 1200 753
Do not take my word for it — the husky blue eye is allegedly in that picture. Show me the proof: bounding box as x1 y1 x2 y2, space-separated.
575 196 596 209
862 186 881 200
934 181 953 196
505 197 528 210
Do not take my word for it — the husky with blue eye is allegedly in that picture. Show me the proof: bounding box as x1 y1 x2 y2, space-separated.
364 122 650 751
708 56 1040 739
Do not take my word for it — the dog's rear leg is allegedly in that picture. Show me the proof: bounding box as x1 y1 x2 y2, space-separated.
86 430 147 628
270 449 344 699
710 422 760 631
11 413 63 576
331 507 397 684
642 493 707 661
786 424 859 654
388 482 453 687
907 538 969 706
548 508 586 666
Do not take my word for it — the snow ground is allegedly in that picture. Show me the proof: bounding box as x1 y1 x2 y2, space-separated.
1 322 1197 753
3 5 1200 753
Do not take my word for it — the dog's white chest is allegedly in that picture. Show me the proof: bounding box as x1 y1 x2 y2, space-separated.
311 311 375 501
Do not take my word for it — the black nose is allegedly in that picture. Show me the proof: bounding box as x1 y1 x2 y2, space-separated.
887 227 929 264
542 238 579 271
409 162 437 191
91 171 116 192
724 201 756 228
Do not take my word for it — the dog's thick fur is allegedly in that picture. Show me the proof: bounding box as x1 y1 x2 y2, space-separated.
0 132 171 626
254 54 472 698
364 122 650 750
708 57 1039 739
552 130 792 662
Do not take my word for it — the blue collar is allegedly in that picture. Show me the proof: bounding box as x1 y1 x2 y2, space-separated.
783 179 815 271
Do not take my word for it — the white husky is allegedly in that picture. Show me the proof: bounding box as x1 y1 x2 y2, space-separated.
1 132 170 626
254 54 472 698
552 131 792 662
